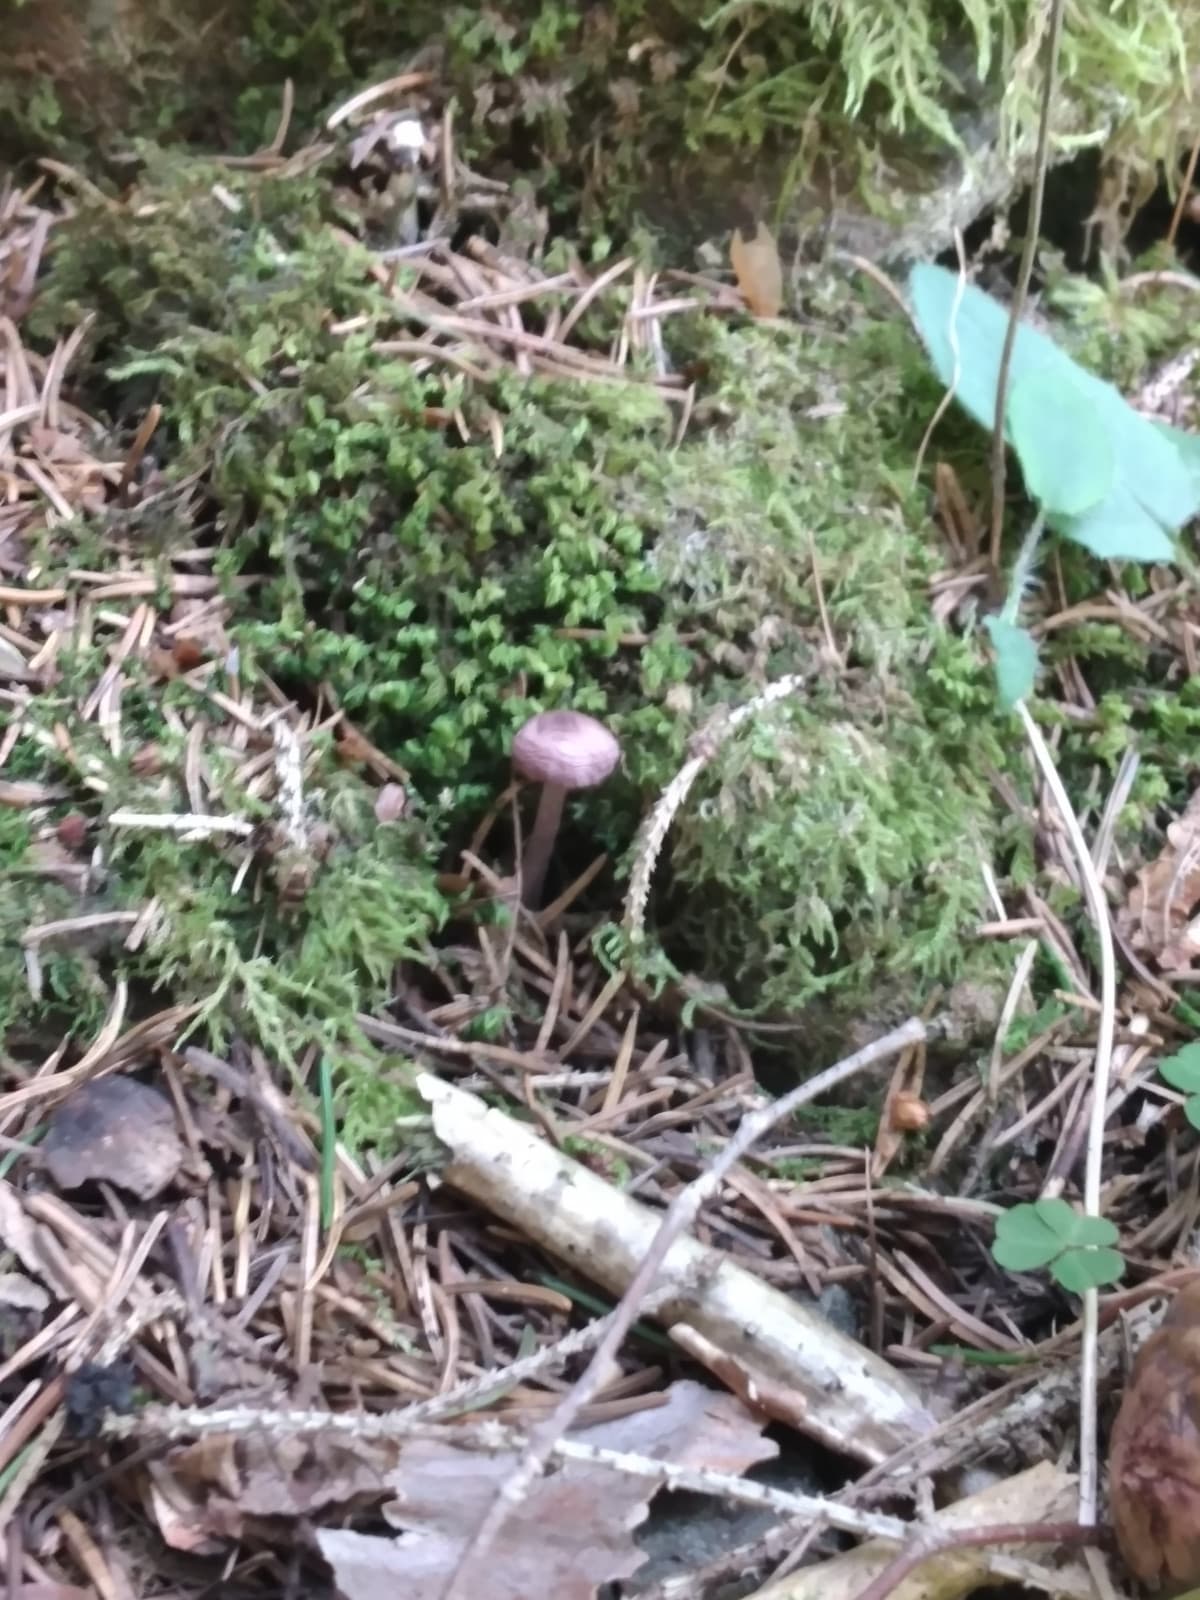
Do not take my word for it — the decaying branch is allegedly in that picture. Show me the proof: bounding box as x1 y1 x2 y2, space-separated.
419 1069 936 1464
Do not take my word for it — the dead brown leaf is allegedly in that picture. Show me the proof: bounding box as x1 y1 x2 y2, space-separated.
150 1430 407 1546
154 1381 773 1598
42 1076 184 1199
324 1381 775 1600
1118 788 1200 970
731 221 784 318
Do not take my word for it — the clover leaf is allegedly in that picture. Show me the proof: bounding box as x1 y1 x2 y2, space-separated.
1159 1041 1200 1131
992 1200 1124 1292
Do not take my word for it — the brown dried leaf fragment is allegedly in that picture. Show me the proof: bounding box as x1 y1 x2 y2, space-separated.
42 1076 184 1199
731 221 784 318
1110 1281 1200 1592
1118 788 1200 971
314 1382 772 1600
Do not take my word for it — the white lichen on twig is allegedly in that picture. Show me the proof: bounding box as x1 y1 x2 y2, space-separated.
622 672 809 944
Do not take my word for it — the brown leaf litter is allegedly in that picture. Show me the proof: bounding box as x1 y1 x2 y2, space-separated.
1118 785 1200 972
148 1380 774 1596
41 1077 184 1200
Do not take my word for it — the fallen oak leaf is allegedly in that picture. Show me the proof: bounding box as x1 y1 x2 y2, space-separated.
318 1381 775 1600
159 1429 402 1539
42 1076 183 1200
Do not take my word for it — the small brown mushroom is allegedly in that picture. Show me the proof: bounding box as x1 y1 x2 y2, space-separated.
511 710 620 907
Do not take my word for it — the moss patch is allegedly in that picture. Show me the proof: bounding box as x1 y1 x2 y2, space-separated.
10 107 1200 1125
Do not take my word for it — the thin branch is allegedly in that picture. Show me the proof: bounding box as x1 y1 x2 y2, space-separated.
1016 702 1116 1528
1167 127 1200 252
623 673 808 944
437 1015 929 1600
988 0 1066 567
852 1520 1101 1600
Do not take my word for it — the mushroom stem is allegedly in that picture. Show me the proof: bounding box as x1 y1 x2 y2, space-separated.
520 782 566 907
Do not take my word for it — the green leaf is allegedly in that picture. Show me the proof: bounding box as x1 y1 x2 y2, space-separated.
1007 370 1113 517
1160 1041 1200 1092
1156 420 1200 475
1071 1214 1120 1248
1031 1196 1084 1242
1185 1096 1200 1132
1059 482 1177 563
984 617 1037 708
992 1234 1059 1272
992 1204 1064 1270
1051 1246 1126 1294
909 264 1200 563
995 1203 1124 1289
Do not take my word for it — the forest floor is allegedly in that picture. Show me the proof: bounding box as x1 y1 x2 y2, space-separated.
4 51 1200 1600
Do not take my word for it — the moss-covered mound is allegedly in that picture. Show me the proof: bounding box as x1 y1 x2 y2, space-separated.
5 9 1200 1126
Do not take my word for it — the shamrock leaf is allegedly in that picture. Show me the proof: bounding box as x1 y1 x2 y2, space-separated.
992 1200 1124 1292
1052 1246 1125 1294
1159 1042 1200 1093
1159 1042 1200 1130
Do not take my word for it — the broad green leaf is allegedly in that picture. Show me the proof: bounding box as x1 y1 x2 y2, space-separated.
1052 1246 1125 1294
1159 1041 1200 1092
1184 1097 1200 1132
1156 420 1200 479
909 264 1200 562
984 617 1037 708
1060 481 1177 563
1007 369 1113 517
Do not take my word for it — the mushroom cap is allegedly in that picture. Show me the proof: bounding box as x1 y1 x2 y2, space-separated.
512 710 620 789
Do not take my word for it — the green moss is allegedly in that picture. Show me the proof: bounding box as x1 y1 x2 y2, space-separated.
22 149 1019 1074
6 0 1197 255
17 119 1200 1128
0 804 109 1047
792 1101 880 1146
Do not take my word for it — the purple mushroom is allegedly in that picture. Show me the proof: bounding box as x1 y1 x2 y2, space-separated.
512 710 621 907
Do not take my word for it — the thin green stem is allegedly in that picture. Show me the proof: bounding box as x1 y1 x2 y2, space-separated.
1001 507 1047 625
